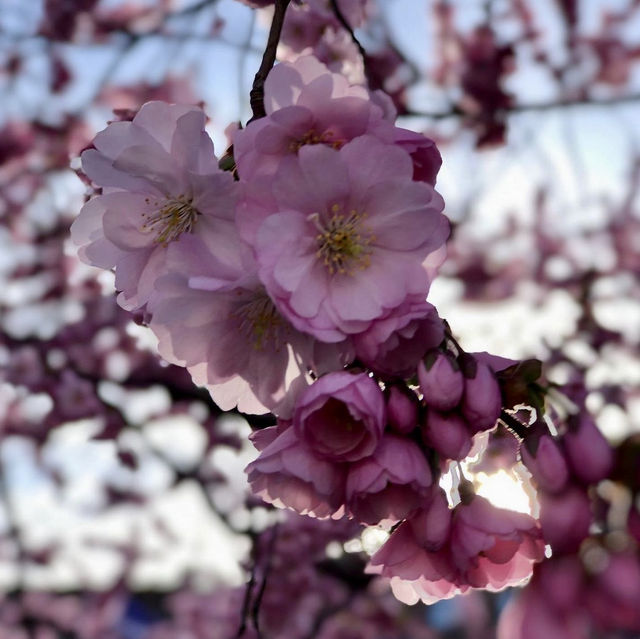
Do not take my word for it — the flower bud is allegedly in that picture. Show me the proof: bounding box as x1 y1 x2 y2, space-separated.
422 410 472 461
386 384 419 434
461 361 502 433
521 432 569 494
418 351 464 411
563 415 613 485
538 486 591 553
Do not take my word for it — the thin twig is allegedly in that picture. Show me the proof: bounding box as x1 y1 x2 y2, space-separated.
236 533 260 638
407 92 640 120
329 0 371 83
251 522 279 636
248 0 291 123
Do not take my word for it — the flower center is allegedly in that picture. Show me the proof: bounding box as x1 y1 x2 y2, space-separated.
312 204 375 275
234 290 284 351
141 195 199 244
289 129 344 153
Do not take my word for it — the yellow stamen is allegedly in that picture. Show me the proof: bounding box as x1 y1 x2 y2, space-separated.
311 204 375 276
141 195 199 244
233 291 284 351
289 129 345 153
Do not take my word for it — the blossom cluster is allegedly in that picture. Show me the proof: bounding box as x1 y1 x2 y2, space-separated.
72 54 547 605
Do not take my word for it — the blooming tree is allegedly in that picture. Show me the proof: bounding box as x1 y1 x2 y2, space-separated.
1 0 639 637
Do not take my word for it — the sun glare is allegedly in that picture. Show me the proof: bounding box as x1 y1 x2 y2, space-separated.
472 469 535 515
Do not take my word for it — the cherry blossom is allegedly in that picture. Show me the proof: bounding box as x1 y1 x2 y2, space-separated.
369 491 545 605
72 101 238 310
240 136 449 342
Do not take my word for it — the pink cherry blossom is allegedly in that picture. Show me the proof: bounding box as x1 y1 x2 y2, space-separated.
246 426 346 519
392 126 442 186
369 492 544 605
240 136 449 342
352 298 444 378
293 371 385 462
346 434 432 525
279 1 370 57
233 55 441 185
450 496 544 589
72 101 238 310
148 231 314 414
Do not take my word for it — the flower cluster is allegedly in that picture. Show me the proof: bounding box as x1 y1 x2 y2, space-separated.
72 54 547 606
369 488 545 604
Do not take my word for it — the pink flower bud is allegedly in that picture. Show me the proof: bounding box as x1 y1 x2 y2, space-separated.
461 361 502 433
538 486 592 553
521 433 569 493
418 352 464 411
386 384 419 434
563 416 613 485
422 410 472 461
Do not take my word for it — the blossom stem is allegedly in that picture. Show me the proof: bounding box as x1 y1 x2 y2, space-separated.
499 409 529 439
329 0 370 82
248 0 291 123
456 463 475 504
443 322 465 356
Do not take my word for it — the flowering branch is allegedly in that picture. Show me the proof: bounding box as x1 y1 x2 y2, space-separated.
248 0 291 123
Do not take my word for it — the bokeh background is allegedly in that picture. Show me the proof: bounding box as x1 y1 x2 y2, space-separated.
0 0 639 637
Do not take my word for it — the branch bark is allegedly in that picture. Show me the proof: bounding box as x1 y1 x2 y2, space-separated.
248 0 291 123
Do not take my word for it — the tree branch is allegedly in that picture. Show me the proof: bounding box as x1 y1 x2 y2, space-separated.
408 92 640 120
248 0 291 123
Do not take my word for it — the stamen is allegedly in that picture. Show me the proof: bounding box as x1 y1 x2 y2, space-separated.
312 203 375 276
289 129 345 153
141 195 199 244
233 291 284 351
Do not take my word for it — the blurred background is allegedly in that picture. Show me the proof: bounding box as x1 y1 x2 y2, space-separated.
0 0 639 637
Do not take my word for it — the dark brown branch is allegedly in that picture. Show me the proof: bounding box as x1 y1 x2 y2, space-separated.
408 92 640 120
248 0 291 123
236 533 260 638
